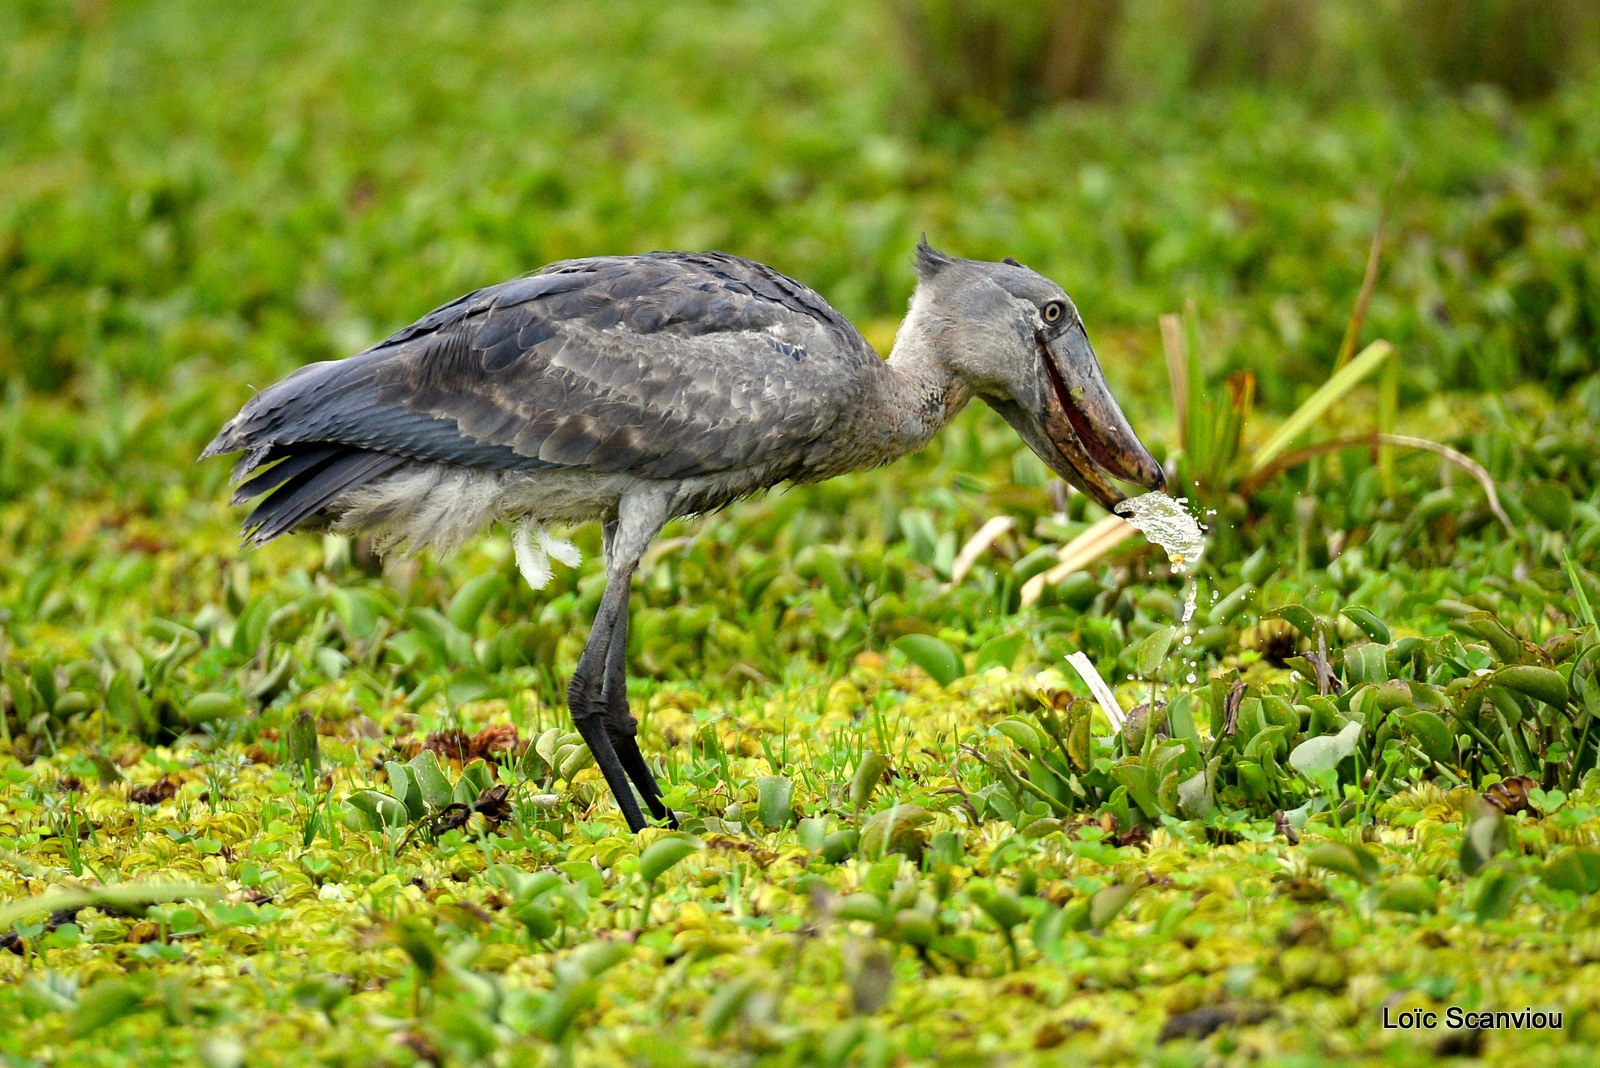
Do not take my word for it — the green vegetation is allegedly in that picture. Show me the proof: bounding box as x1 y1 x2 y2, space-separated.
4 2 1600 1065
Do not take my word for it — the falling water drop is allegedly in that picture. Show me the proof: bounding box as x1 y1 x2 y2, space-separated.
1116 493 1209 625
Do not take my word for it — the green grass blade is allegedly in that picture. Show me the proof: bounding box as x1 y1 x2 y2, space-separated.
1250 340 1394 472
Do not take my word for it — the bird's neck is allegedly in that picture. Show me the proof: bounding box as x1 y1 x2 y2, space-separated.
875 309 972 460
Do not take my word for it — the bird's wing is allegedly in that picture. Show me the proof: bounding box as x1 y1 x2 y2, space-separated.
205 252 882 483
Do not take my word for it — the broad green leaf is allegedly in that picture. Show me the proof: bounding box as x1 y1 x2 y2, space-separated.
849 751 890 810
447 572 507 634
638 835 701 883
408 751 455 811
893 634 963 687
755 775 794 828
1340 605 1391 644
1133 626 1177 678
974 632 1026 673
1288 720 1362 777
1267 603 1320 642
1304 841 1379 884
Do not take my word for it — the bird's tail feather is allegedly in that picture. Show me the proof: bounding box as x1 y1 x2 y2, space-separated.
241 447 405 546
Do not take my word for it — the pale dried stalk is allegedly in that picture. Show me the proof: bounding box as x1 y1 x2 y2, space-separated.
947 515 1015 587
1018 513 1137 607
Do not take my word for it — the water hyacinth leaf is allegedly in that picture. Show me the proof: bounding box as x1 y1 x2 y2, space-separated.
970 884 1027 931
1267 604 1320 642
180 692 242 727
893 634 963 687
974 632 1026 673
638 835 701 884
892 908 937 948
1493 665 1568 709
702 975 759 1038
860 804 933 860
756 775 795 828
447 572 507 634
1304 841 1379 884
459 758 494 796
1374 877 1436 914
1208 583 1254 626
994 718 1046 758
1288 720 1362 778
1340 606 1391 645
850 751 891 810
1460 811 1509 875
1540 850 1593 895
1395 709 1453 763
446 667 495 706
1524 479 1573 530
68 979 146 1038
798 817 828 853
408 751 455 811
1177 770 1213 819
346 789 409 831
1463 612 1524 664
385 761 425 821
329 587 389 641
1133 626 1177 678
834 892 886 924
1472 864 1524 922
285 711 321 779
1089 883 1135 929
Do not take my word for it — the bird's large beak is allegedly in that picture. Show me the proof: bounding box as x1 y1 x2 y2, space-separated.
999 322 1166 510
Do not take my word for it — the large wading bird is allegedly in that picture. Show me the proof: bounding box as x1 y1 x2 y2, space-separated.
204 242 1165 831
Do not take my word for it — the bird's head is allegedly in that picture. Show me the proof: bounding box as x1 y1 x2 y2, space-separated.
910 240 1166 510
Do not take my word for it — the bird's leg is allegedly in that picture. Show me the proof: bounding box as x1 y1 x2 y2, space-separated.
567 493 669 833
568 575 649 832
600 602 675 826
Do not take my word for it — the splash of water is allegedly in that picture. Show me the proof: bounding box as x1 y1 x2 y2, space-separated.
1115 493 1208 624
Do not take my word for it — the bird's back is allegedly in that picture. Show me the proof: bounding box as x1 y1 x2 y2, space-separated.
204 252 885 543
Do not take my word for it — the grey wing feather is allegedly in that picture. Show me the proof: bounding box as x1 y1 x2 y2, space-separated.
204 252 881 486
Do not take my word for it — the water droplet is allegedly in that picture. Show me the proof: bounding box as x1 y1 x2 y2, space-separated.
1186 672 1197 684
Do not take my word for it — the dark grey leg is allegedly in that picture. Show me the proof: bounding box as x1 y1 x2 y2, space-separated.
598 518 673 826
601 604 674 825
568 492 670 833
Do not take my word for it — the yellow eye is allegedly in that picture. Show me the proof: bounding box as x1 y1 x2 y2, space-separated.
1043 301 1064 323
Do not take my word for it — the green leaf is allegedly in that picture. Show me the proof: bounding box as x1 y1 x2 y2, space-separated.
1395 709 1453 764
1267 603 1320 642
849 751 890 810
1340 605 1391 644
447 572 507 633
755 775 794 828
1493 665 1568 708
1460 811 1509 876
1288 720 1362 777
994 718 1046 758
1472 864 1524 922
1133 626 1177 678
973 632 1026 673
893 634 963 687
1304 841 1379 884
69 979 146 1037
1089 883 1136 929
346 789 410 830
1374 877 1436 914
638 835 701 884
180 692 242 727
407 751 455 811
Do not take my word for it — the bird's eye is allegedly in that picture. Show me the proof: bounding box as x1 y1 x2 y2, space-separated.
1042 301 1065 324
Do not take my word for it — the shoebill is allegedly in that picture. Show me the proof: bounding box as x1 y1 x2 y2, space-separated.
203 241 1165 832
